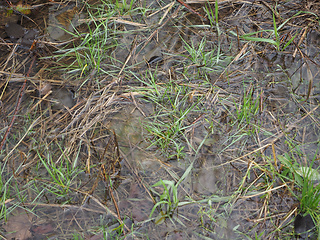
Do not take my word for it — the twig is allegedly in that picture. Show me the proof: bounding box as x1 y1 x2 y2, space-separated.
0 54 37 152
176 0 208 20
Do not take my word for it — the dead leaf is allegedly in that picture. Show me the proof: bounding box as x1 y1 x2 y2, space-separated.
4 211 33 240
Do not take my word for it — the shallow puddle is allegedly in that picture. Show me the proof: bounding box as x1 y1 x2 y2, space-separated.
0 0 320 239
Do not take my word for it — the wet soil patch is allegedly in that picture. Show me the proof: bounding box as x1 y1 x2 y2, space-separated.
0 0 320 239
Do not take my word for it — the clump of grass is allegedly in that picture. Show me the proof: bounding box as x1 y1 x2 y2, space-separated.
52 4 118 80
133 69 204 159
36 148 82 203
234 83 260 128
149 162 193 225
0 161 15 221
279 152 320 214
180 36 233 74
276 148 320 239
50 0 145 84
229 11 315 51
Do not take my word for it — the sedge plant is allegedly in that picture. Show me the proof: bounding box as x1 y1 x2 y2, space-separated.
149 162 194 225
278 150 320 238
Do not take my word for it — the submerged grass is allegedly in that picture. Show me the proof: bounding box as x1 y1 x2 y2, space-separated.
49 0 151 84
132 69 208 159
36 148 82 202
234 83 260 129
52 3 118 79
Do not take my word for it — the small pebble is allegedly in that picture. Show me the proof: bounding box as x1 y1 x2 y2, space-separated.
5 22 25 39
294 213 316 239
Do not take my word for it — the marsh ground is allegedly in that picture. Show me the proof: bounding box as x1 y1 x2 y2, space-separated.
0 0 319 239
